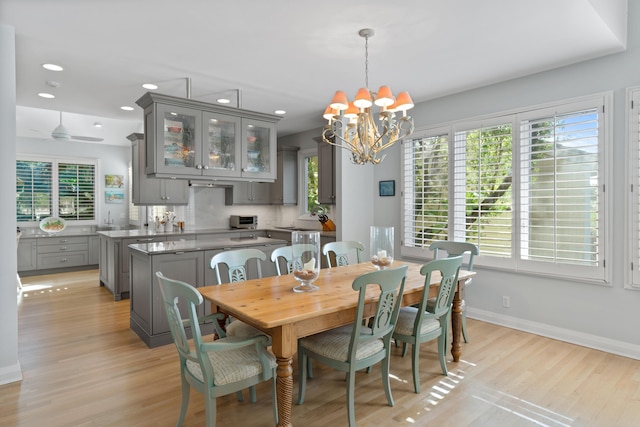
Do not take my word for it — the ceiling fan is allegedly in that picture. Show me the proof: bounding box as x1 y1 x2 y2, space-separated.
51 112 104 142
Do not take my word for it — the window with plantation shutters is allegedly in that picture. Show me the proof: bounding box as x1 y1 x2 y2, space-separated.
453 120 513 258
402 93 609 283
628 88 640 289
519 104 600 269
16 156 97 224
402 130 449 258
58 162 95 221
16 160 53 222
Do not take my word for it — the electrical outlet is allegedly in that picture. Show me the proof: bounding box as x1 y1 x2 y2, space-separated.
502 296 510 308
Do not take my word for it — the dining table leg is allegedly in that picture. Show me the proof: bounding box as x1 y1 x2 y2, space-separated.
275 356 293 427
451 288 463 362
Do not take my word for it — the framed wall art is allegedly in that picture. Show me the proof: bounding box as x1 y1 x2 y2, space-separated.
379 180 395 197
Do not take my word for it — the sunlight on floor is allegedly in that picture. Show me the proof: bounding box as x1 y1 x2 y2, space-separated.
17 283 69 301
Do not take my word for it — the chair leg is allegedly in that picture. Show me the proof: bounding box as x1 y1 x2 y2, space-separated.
249 385 257 403
437 333 449 376
401 341 408 357
235 390 244 401
462 310 469 343
204 389 216 427
177 373 190 427
381 353 394 406
411 343 421 394
346 370 357 427
297 351 307 405
271 373 279 425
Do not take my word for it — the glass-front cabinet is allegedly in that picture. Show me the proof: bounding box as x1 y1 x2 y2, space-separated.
137 92 280 181
241 118 277 181
203 112 241 178
150 103 201 177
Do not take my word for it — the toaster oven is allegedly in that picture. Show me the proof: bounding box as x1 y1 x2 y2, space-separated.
229 215 258 229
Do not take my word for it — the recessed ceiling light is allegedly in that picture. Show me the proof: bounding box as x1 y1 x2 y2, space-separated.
142 83 158 90
38 92 55 99
217 98 231 104
120 106 134 111
93 122 103 128
42 63 63 71
46 80 61 88
274 110 286 115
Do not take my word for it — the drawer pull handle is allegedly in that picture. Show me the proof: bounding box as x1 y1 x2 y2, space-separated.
60 239 68 243
61 258 68 262
60 246 68 251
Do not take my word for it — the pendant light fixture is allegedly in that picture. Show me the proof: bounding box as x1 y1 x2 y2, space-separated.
322 28 415 165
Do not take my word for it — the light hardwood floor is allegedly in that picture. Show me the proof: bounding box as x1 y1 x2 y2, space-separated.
2 269 640 426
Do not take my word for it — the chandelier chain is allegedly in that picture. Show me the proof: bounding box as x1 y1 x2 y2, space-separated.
364 34 369 89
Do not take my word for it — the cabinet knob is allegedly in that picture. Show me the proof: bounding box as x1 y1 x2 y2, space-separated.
203 165 209 170
165 196 170 200
196 164 203 170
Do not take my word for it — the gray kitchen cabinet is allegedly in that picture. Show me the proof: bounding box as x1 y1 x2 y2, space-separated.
128 133 188 205
130 250 212 348
17 238 37 271
266 230 292 245
271 146 298 205
88 235 100 265
36 235 88 270
136 92 280 182
129 237 286 347
317 138 336 204
225 181 272 205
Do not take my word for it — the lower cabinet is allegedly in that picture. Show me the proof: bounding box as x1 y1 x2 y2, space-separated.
19 234 101 275
17 238 37 271
129 241 285 348
130 250 212 348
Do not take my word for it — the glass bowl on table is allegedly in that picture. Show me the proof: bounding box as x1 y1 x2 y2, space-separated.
370 226 394 270
292 231 320 292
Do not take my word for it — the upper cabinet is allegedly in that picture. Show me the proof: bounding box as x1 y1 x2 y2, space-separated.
317 138 336 204
271 146 299 205
128 133 188 206
136 92 280 182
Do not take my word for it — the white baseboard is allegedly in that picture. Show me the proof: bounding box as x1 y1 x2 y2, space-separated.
0 362 22 385
467 308 640 361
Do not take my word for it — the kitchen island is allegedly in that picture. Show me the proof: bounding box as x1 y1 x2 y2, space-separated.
128 235 287 347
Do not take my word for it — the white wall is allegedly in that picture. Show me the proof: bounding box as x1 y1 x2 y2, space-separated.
0 24 21 385
367 0 640 358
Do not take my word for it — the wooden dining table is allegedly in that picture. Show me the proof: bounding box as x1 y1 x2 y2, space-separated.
198 260 475 427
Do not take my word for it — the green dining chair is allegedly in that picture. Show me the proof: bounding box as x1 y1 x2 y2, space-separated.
429 241 478 343
392 256 463 394
322 241 365 267
270 244 317 276
155 272 278 427
297 265 408 427
209 248 268 339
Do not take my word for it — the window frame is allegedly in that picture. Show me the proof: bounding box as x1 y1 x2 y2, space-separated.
402 93 611 285
16 154 98 227
626 86 640 290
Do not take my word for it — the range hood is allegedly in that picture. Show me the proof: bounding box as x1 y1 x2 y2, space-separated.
188 180 233 188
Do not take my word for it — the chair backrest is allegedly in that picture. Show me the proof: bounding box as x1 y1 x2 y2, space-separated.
155 271 203 362
347 265 408 363
416 256 464 319
429 241 478 271
322 241 365 267
270 244 317 276
210 248 267 284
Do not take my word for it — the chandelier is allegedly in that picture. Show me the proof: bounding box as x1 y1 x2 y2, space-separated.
322 28 415 165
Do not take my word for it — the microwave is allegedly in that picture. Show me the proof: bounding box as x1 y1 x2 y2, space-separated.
229 215 258 229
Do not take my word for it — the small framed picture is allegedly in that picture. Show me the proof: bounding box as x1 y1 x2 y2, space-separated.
379 180 395 197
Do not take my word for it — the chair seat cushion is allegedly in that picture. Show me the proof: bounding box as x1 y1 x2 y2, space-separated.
395 307 441 336
186 337 277 386
226 319 267 338
299 325 383 362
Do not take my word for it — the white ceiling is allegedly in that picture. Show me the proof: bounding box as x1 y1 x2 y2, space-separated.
1 0 629 146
